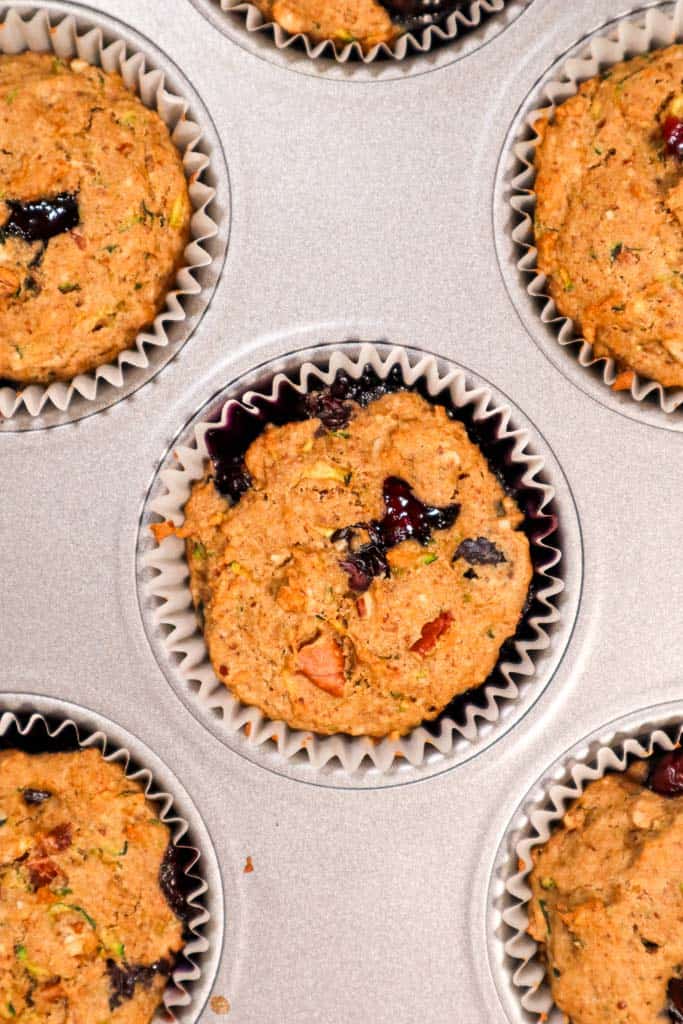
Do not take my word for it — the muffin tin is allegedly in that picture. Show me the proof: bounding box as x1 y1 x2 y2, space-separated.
3 0 683 1021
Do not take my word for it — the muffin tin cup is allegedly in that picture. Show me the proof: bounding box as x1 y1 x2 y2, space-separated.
0 695 223 1024
0 3 225 428
192 0 530 72
137 340 581 788
487 702 683 1024
500 0 683 421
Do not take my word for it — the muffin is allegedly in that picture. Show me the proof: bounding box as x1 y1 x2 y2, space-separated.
527 747 683 1024
534 45 683 389
250 0 461 53
0 52 191 385
153 379 532 738
0 747 186 1022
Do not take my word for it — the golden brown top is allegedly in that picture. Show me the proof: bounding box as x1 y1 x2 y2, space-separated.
0 52 190 384
0 748 184 1023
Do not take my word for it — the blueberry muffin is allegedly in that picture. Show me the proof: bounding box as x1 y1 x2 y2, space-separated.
528 747 683 1024
154 380 532 738
534 45 683 388
0 52 191 385
0 747 186 1022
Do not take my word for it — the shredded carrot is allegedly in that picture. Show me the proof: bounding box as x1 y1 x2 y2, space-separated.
150 520 178 542
243 855 254 874
612 369 635 392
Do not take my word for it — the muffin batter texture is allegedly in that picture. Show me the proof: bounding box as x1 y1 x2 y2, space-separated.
0 53 191 384
173 389 532 738
0 748 185 1023
534 45 683 387
528 757 683 1024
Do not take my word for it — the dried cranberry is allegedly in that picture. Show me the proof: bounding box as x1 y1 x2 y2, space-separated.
22 788 52 805
647 748 683 797
453 537 506 566
27 857 59 890
2 192 79 243
668 978 683 1023
663 116 683 162
106 959 171 1010
44 822 72 852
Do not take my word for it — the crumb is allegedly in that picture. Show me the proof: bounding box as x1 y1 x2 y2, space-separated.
243 855 254 874
210 995 231 1014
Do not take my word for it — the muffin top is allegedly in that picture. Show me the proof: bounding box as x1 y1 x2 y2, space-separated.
527 750 683 1024
534 45 683 388
0 52 190 385
0 747 185 1023
168 388 532 738
250 0 460 52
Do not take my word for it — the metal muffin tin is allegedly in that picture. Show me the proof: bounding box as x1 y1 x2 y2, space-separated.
3 0 683 1021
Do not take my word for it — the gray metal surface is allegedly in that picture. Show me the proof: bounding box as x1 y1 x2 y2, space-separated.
2 0 683 1021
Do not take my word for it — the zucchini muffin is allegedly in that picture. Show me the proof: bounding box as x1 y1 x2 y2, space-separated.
250 0 461 53
154 382 532 738
527 748 683 1024
0 747 186 1023
0 52 191 385
534 45 683 389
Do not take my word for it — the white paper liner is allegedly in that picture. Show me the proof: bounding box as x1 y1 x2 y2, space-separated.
0 7 218 422
211 0 515 63
500 709 683 1022
0 706 212 1022
509 0 683 415
141 343 564 775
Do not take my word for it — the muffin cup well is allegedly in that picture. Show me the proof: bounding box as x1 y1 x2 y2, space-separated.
506 1 683 416
139 342 574 785
204 0 524 65
489 703 683 1023
0 700 221 1023
0 5 221 426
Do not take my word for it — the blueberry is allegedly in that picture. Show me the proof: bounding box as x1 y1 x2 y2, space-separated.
22 788 52 805
106 959 171 1011
668 978 683 1023
304 391 352 431
340 543 390 593
452 537 506 566
2 192 79 244
159 844 193 924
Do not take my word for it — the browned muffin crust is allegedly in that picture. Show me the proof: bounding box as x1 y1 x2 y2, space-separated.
0 748 185 1023
0 53 190 385
169 390 532 738
250 0 399 51
534 45 683 388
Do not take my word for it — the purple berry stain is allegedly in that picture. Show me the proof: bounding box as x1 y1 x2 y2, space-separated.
333 477 460 593
668 978 683 1023
2 192 79 243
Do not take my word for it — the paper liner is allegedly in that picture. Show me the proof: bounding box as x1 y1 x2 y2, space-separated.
0 704 214 1022
508 0 683 415
209 0 520 64
497 705 683 1022
0 6 218 423
140 343 565 777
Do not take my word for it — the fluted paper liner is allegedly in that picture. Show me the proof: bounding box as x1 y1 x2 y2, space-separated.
509 1 683 414
211 0 519 64
141 343 564 777
0 705 215 1022
0 6 218 422
498 707 683 1022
